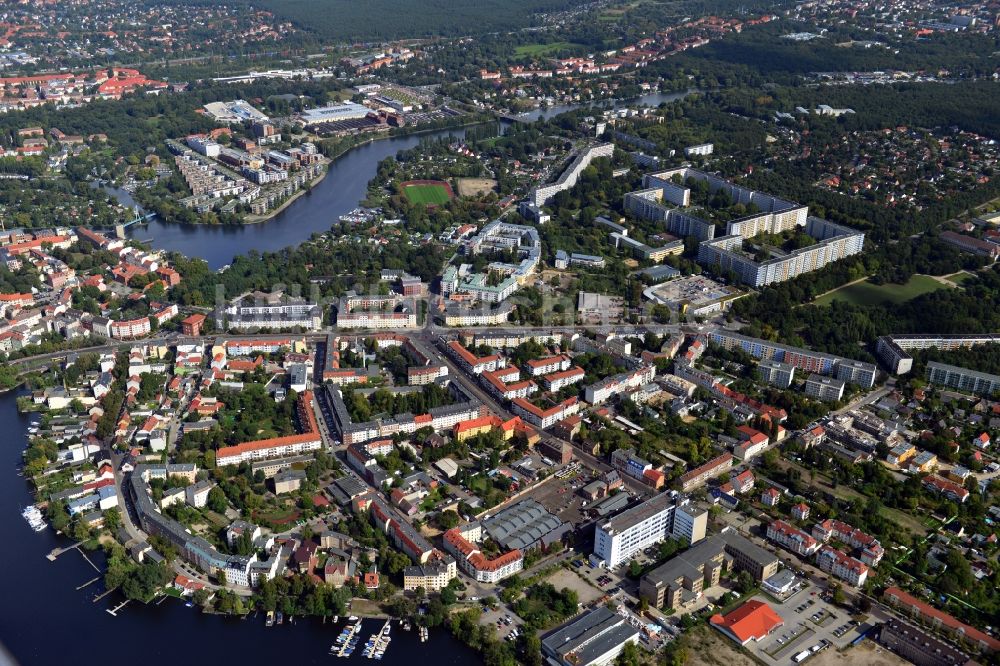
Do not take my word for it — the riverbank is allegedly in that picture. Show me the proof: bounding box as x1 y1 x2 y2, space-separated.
241 168 330 224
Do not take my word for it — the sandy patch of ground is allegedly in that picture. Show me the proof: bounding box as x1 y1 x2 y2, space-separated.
456 178 497 197
683 626 758 666
544 567 605 605
807 640 909 666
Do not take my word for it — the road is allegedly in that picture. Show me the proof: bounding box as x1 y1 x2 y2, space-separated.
833 381 894 416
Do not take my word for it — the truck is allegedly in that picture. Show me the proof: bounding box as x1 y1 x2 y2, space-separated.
793 651 811 664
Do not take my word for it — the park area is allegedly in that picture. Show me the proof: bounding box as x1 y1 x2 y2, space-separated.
514 41 584 57
813 275 950 307
400 180 454 205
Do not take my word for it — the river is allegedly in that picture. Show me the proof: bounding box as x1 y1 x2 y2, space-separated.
115 90 695 269
0 390 477 665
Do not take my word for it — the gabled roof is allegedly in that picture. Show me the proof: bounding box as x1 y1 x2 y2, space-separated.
710 600 783 644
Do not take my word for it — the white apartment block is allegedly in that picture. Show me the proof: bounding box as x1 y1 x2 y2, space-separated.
758 360 795 388
585 365 656 405
527 143 614 206
337 311 417 329
804 374 846 401
593 492 678 568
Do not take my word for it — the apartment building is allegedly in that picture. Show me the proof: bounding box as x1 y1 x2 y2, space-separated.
527 143 614 206
442 302 513 327
882 588 1000 655
878 618 974 666
542 366 586 392
585 365 656 405
403 561 454 591
698 217 864 287
926 361 1000 397
443 523 524 584
710 330 876 388
511 396 580 429
446 340 505 375
876 334 1000 375
922 475 970 503
524 354 572 377
804 374 846 401
679 453 734 492
216 291 322 331
812 518 883 566
815 546 868 587
758 360 795 388
766 520 820 557
216 391 322 466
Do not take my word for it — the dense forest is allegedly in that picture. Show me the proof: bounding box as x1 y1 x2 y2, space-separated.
154 0 579 41
734 266 1000 360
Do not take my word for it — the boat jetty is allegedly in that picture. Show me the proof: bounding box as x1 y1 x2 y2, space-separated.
331 618 363 658
362 619 392 660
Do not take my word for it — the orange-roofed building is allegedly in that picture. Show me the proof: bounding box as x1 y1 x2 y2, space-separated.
710 600 783 645
181 313 206 336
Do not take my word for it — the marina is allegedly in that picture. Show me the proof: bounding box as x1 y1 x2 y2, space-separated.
361 619 392 660
331 619 363 657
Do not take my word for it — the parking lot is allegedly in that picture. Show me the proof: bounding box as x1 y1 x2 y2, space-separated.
511 460 598 527
743 583 869 664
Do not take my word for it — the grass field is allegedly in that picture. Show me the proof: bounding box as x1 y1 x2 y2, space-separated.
401 181 453 205
514 41 582 57
945 271 973 284
814 274 949 306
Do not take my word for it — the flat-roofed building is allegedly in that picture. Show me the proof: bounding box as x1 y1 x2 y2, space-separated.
593 492 684 568
541 606 640 666
720 531 780 581
758 360 795 388
639 537 725 610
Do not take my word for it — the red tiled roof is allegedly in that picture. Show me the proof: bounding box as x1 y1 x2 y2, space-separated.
884 587 1000 651
710 600 783 644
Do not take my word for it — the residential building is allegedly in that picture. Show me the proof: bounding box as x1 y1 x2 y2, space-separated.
815 546 868 586
758 360 795 388
878 618 974 666
403 561 454 591
443 523 524 584
926 361 1000 396
766 520 819 557
883 587 1000 654
679 453 734 492
804 374 846 401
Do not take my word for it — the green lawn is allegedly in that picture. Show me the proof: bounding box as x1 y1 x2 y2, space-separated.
514 41 582 57
402 183 451 205
944 271 973 285
813 274 949 306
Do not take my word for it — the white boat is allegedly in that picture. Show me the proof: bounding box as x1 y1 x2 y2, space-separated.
22 506 46 532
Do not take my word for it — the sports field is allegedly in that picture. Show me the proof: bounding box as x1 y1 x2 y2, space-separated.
813 274 949 306
400 180 454 205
